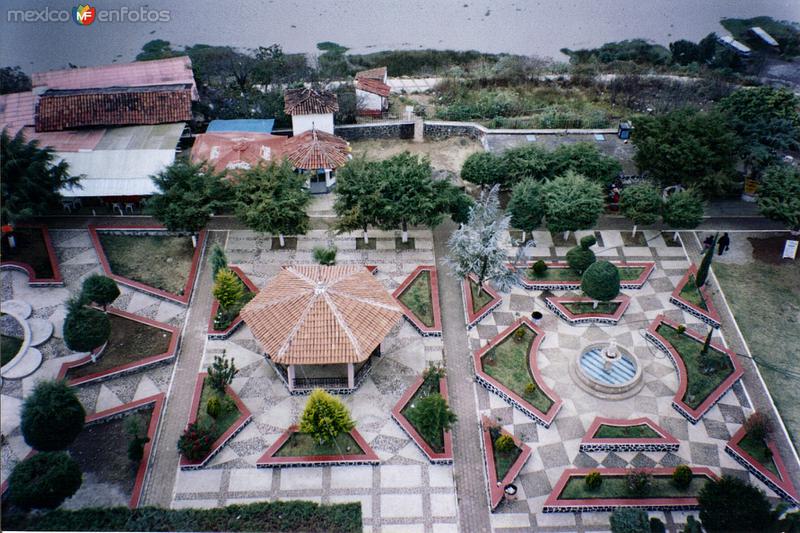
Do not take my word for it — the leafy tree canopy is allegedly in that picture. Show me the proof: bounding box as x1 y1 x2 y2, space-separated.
80 274 120 309
507 178 545 233
460 151 508 187
550 142 622 186
20 380 85 452
662 189 704 229
758 163 800 231
541 171 605 233
8 452 82 509
581 260 620 302
698 476 780 533
619 183 662 227
0 66 32 94
333 156 384 236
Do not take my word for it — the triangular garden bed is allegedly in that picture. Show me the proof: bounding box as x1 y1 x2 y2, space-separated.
391 374 453 463
0 224 63 286
57 307 179 386
393 265 442 336
462 273 502 329
580 417 679 452
207 266 259 339
480 416 532 510
725 425 799 504
545 294 630 326
89 225 206 305
670 264 721 328
256 426 379 468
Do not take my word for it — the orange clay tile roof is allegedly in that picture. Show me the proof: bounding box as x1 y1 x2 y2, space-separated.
283 88 339 115
241 265 402 365
355 67 387 81
356 77 391 97
191 132 290 173
283 129 350 170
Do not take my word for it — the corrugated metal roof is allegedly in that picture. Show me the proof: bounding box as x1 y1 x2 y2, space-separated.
751 26 779 47
59 149 176 197
207 119 275 133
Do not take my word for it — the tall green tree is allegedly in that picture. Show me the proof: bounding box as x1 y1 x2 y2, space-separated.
80 274 120 310
8 452 82 510
698 476 783 533
1 130 80 225
581 260 620 305
135 39 181 61
662 189 704 240
299 389 355 445
231 161 310 247
20 380 85 452
619 183 662 237
632 109 739 197
405 394 457 452
147 160 228 234
209 244 228 277
507 178 544 242
503 144 554 183
0 66 32 94
758 164 800 232
460 151 508 188
550 142 622 186
695 233 717 288
333 157 383 244
541 171 604 240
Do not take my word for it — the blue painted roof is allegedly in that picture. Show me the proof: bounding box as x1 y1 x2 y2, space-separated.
206 119 275 133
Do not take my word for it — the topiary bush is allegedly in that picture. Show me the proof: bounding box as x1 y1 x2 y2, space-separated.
213 268 245 310
585 470 602 490
494 434 516 453
299 389 356 445
672 464 693 489
649 517 666 533
20 379 85 451
626 468 652 496
581 260 621 302
532 259 548 275
63 301 111 352
206 396 221 419
566 235 597 274
8 452 82 509
80 274 120 310
524 382 537 396
178 421 216 461
126 415 150 464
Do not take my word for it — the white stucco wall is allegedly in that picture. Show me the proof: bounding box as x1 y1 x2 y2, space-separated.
292 113 334 135
356 89 384 112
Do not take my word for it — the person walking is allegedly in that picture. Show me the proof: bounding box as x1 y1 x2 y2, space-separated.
717 233 730 256
702 235 714 253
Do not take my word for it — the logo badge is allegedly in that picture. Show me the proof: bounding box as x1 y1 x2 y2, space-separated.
73 4 96 25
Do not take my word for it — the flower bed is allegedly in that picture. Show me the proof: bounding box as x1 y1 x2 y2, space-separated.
68 393 165 508
207 266 259 340
180 372 252 470
480 416 532 510
542 467 718 513
391 374 453 464
57 307 178 386
511 260 655 291
670 265 721 329
645 315 744 424
545 294 631 326
0 225 63 286
89 226 206 305
474 317 562 427
462 274 502 329
725 426 799 504
580 417 680 453
393 266 442 336
256 426 379 468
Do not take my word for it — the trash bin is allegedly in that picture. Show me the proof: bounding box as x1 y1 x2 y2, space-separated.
531 311 543 325
504 483 518 502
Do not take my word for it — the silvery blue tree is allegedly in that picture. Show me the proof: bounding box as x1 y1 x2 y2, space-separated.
447 185 516 291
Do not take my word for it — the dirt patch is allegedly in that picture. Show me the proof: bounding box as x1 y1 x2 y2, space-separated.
349 137 482 174
1 228 54 278
621 231 647 247
749 235 796 265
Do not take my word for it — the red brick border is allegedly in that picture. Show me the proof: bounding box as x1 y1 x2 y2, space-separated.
207 266 259 339
256 426 379 467
646 315 744 424
480 415 532 510
88 225 207 305
0 224 63 286
462 273 502 329
391 375 453 464
179 372 253 470
474 317 563 427
392 265 442 336
545 294 631 326
511 260 655 290
580 417 680 453
725 426 799 504
84 393 166 508
542 467 718 512
56 307 179 387
670 265 721 329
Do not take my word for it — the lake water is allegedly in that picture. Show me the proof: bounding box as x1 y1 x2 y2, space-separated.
1 0 798 72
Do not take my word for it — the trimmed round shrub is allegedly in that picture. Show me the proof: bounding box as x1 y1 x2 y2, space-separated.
8 452 82 509
626 468 652 496
532 260 548 275
585 470 602 490
63 305 111 352
649 517 666 533
672 464 693 489
566 235 597 274
581 260 621 302
80 274 120 309
524 382 537 396
178 421 216 461
20 380 85 451
513 328 526 341
494 434 516 453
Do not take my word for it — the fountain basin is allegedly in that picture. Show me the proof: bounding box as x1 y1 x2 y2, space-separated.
571 342 644 399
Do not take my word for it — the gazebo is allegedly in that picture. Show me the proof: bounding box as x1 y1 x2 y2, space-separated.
241 265 402 393
282 128 351 193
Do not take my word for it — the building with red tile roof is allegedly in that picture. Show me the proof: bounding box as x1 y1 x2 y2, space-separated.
354 66 390 116
191 132 289 173
284 88 338 136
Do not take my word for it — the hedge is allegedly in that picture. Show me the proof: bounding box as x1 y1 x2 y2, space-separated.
2 501 362 533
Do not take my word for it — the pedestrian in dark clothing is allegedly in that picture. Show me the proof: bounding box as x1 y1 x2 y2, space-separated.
717 233 730 256
702 235 714 252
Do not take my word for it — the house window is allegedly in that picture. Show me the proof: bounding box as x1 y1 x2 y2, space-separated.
260 146 271 160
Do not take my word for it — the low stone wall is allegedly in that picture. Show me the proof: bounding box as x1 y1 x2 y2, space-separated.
424 122 486 141
333 122 415 141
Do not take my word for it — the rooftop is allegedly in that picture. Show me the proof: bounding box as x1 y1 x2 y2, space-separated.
283 88 339 115
207 119 275 134
356 77 391 98
191 132 289 172
355 66 388 81
282 129 350 170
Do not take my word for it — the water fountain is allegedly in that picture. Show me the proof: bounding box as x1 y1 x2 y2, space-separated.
572 339 643 399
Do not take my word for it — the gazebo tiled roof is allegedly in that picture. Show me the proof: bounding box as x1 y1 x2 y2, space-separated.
241 265 402 365
283 129 350 170
283 88 339 115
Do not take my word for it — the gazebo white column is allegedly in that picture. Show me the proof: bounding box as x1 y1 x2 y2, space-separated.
324 169 334 188
287 364 296 392
347 363 355 389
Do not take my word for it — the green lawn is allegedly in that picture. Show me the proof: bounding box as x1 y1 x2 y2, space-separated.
594 423 660 439
401 374 446 452
679 274 708 311
714 260 800 450
493 441 522 480
98 233 194 295
526 266 644 282
195 378 242 442
656 324 734 410
559 474 708 500
275 431 364 457
398 270 435 328
562 301 620 315
481 326 554 414
738 432 779 477
1 334 23 366
0 228 54 278
469 277 495 312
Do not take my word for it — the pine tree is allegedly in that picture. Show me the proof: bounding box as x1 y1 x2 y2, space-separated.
695 233 717 288
299 388 355 445
507 178 544 242
446 185 516 291
213 268 244 310
207 352 238 393
209 244 228 277
699 329 716 375
405 393 457 451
